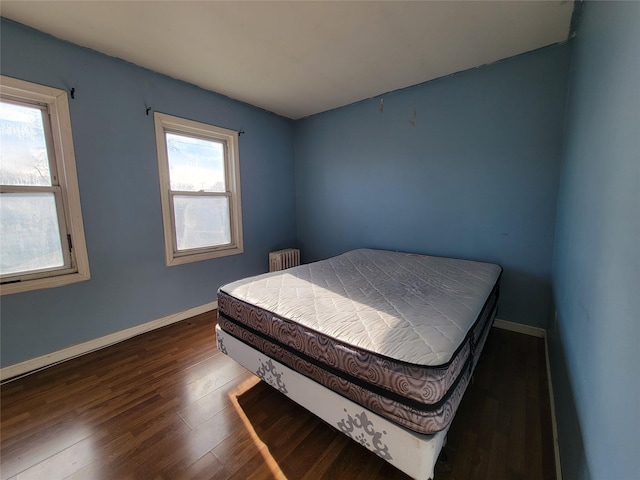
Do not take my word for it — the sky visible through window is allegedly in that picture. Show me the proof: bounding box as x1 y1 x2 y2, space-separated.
165 132 230 250
0 102 51 186
166 132 225 192
0 100 63 276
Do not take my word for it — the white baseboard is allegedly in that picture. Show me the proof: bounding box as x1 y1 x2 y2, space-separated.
0 301 218 382
492 317 562 480
493 318 546 338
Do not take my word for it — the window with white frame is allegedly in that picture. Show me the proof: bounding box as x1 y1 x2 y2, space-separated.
154 112 243 266
0 76 90 294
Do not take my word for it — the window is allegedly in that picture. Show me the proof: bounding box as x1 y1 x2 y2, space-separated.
0 76 90 294
154 112 243 266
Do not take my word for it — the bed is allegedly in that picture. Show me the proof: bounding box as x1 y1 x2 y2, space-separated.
216 248 502 479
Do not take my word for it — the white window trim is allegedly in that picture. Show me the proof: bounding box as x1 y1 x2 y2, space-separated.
154 112 243 266
0 76 90 295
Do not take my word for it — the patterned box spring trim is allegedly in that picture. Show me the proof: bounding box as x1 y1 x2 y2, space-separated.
217 302 495 434
217 285 498 406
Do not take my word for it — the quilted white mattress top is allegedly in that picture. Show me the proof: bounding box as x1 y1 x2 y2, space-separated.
220 249 501 366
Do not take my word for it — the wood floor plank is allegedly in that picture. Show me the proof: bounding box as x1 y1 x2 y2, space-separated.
171 452 230 480
14 435 95 480
177 370 255 429
0 312 555 480
0 417 92 479
274 420 341 480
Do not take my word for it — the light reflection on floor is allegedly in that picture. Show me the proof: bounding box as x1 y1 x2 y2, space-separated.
12 425 94 480
229 377 289 480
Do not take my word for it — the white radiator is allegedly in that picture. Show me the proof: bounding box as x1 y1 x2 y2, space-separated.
269 248 300 272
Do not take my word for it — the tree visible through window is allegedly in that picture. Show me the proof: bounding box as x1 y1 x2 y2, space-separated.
154 113 243 266
0 76 90 294
0 101 67 275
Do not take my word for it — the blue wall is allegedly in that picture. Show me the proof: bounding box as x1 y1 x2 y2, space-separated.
0 19 297 367
4 9 639 478
294 45 571 327
550 2 640 479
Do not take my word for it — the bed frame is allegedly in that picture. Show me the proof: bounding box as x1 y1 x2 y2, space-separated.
216 325 449 480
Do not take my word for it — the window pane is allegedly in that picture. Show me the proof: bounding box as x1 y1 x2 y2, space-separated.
166 133 225 192
0 192 64 276
0 101 52 186
173 195 231 251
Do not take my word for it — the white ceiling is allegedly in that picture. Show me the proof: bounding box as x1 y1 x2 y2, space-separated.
0 1 574 120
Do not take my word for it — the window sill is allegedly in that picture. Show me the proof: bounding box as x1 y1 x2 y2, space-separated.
1 270 91 295
166 244 244 267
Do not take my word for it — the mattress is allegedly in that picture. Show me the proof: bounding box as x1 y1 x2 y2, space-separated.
217 248 502 433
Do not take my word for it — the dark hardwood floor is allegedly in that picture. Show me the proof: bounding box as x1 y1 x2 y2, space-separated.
0 311 555 480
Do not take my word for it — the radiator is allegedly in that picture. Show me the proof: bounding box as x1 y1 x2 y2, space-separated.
269 248 301 272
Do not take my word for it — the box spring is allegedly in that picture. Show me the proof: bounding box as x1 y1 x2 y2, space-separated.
215 325 450 480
